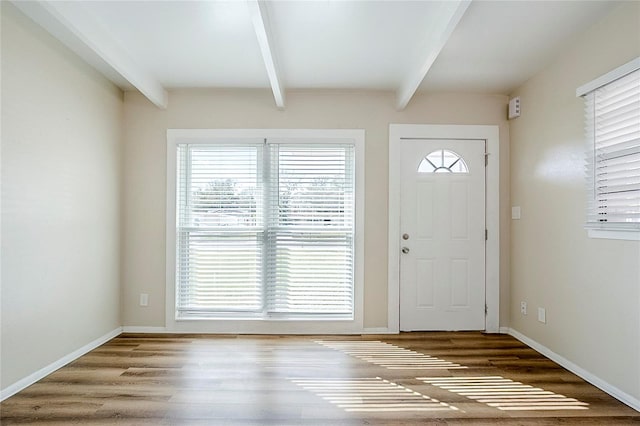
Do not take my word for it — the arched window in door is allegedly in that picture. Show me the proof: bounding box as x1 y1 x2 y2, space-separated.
418 149 469 173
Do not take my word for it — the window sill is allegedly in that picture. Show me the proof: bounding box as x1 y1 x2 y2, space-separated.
176 314 355 322
165 317 363 334
587 228 640 241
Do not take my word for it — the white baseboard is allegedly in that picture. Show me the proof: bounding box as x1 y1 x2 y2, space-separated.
1 327 122 401
121 326 167 333
362 327 394 334
122 326 364 335
122 325 396 335
504 327 640 413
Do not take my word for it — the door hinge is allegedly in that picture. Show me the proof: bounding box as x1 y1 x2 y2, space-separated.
484 153 489 167
485 229 488 240
485 304 488 315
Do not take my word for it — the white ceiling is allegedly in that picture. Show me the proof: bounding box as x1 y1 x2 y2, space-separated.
420 1 618 93
13 0 619 109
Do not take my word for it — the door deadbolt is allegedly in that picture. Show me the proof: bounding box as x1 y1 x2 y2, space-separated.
402 247 410 254
402 233 410 240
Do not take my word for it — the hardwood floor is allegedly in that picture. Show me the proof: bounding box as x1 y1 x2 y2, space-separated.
1 332 638 425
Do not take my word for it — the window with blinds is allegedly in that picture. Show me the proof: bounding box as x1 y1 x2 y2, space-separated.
175 141 356 319
176 144 263 315
267 144 355 315
579 60 640 231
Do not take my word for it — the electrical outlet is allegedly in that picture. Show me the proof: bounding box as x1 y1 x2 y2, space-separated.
520 301 527 315
139 293 149 307
538 307 546 323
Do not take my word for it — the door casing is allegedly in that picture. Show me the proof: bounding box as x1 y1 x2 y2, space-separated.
388 124 500 333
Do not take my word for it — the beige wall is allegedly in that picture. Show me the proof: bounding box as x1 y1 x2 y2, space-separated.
509 2 640 401
1 3 123 389
122 89 510 329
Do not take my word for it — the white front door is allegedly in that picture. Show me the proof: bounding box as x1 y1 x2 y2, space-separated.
399 139 486 331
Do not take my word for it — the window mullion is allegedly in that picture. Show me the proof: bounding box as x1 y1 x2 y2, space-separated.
262 140 273 317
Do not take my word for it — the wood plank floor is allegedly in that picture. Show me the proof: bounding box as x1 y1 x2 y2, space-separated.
1 332 638 425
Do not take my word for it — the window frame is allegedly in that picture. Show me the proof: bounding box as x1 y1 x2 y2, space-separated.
577 57 640 241
166 129 365 334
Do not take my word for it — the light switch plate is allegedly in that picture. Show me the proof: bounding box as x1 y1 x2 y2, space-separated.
512 206 521 220
538 307 546 323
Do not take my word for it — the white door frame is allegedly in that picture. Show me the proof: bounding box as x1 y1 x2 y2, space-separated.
388 124 500 333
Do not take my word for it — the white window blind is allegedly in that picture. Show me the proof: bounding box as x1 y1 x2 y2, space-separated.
266 144 355 315
176 144 263 316
582 66 640 229
175 141 355 319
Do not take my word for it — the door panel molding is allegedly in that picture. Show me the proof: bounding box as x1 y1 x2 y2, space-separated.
389 124 500 333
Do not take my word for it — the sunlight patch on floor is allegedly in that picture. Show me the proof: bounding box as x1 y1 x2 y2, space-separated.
419 376 589 411
315 340 466 370
291 377 459 412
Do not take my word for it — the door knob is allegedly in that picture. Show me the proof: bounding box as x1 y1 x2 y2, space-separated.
402 247 410 254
